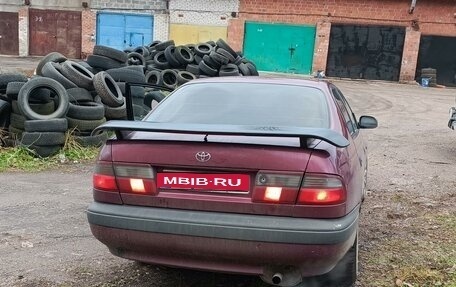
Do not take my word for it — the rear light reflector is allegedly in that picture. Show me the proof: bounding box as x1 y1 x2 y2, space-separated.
92 162 156 195
114 164 157 195
252 172 302 203
297 175 346 205
93 162 118 191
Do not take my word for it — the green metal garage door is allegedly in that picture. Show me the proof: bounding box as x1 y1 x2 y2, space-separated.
243 22 316 74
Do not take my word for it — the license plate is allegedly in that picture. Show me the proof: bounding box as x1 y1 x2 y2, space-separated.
157 173 250 192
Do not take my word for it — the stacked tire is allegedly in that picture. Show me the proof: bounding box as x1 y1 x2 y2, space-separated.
17 77 69 157
421 68 437 87
66 88 107 147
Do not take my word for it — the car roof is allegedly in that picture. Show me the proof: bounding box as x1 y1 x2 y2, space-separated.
183 76 331 90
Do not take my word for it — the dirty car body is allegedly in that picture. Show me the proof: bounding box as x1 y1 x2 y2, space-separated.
87 77 377 287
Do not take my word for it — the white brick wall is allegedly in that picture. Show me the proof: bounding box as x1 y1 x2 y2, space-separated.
170 0 239 26
153 13 169 41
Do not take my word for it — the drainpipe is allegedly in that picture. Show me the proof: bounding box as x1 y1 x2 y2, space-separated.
409 0 417 14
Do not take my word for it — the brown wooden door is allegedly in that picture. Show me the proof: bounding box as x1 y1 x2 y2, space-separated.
0 12 19 55
29 9 81 58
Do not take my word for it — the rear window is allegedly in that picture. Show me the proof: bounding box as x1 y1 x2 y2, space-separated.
146 82 329 128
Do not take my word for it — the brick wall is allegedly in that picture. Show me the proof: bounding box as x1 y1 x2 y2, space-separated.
312 21 331 74
169 0 239 26
400 28 421 82
18 6 28 57
90 0 166 11
81 9 96 58
228 0 456 80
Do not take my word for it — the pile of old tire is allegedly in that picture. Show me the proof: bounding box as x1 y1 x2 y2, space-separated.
420 68 437 87
15 77 69 157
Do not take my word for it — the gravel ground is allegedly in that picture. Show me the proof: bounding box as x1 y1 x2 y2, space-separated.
1 79 455 287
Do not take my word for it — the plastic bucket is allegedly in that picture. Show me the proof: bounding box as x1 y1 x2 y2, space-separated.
421 77 430 87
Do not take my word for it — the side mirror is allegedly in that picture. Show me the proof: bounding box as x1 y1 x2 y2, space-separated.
358 116 378 129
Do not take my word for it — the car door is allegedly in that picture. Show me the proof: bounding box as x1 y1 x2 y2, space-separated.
330 85 367 204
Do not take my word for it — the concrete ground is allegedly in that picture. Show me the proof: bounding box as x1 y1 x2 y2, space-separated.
0 56 41 76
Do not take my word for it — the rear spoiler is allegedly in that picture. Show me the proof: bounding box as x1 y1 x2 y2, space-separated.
93 121 349 148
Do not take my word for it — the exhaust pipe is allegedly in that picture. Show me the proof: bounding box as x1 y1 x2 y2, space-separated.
272 273 283 285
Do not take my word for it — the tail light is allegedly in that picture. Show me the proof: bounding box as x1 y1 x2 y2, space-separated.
252 172 302 203
252 171 346 205
297 174 346 205
93 161 157 195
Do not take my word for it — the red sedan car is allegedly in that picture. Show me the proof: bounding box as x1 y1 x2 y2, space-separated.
87 77 377 287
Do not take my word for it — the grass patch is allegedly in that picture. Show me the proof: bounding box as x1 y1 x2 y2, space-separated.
0 131 100 172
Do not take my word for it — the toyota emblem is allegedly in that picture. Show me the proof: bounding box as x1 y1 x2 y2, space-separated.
195 151 211 162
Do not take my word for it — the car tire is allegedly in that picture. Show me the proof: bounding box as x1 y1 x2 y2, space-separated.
41 62 78 89
87 55 127 70
104 101 127 119
127 52 146 66
174 46 194 65
215 39 238 58
10 113 26 130
199 61 218 77
153 51 171 69
36 52 67 76
93 45 128 63
219 64 240 77
314 234 358 287
145 70 163 85
21 131 66 146
24 118 68 133
177 71 196 85
60 61 95 90
6 82 26 100
74 132 108 147
194 43 213 57
238 63 251 76
26 144 61 158
144 91 166 108
17 77 69 120
67 101 105 120
93 72 124 107
0 99 11 129
154 40 175 51
164 46 182 68
161 69 178 90
186 64 200 75
67 116 106 132
106 67 146 83
216 48 236 63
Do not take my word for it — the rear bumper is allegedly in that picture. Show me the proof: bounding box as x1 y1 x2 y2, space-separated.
87 202 358 277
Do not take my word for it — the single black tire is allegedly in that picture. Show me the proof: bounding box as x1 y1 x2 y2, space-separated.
164 45 182 68
104 101 127 119
127 52 146 66
21 131 66 146
314 235 358 287
160 69 178 90
0 73 28 91
202 55 220 69
144 91 166 108
154 40 175 51
67 116 106 132
106 67 146 83
246 62 259 76
93 72 124 107
216 48 236 63
87 55 127 70
41 62 78 89
61 61 95 90
6 82 26 100
193 55 203 64
234 56 243 65
134 46 150 58
67 88 94 103
145 70 163 85
153 51 171 69
186 64 200 75
174 46 194 65
149 40 162 49
206 40 216 47
421 68 436 74
210 51 229 66
0 99 11 129
238 62 251 76
11 100 55 115
93 45 128 63
67 101 105 120
27 144 62 158
177 71 196 85
24 118 68 132
17 77 69 120
36 52 67 76
10 112 26 130
215 39 238 58
74 132 108 147
194 43 213 57
199 60 218 77
8 125 23 138
219 64 240 77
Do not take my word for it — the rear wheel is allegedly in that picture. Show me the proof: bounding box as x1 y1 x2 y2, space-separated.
311 233 358 287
